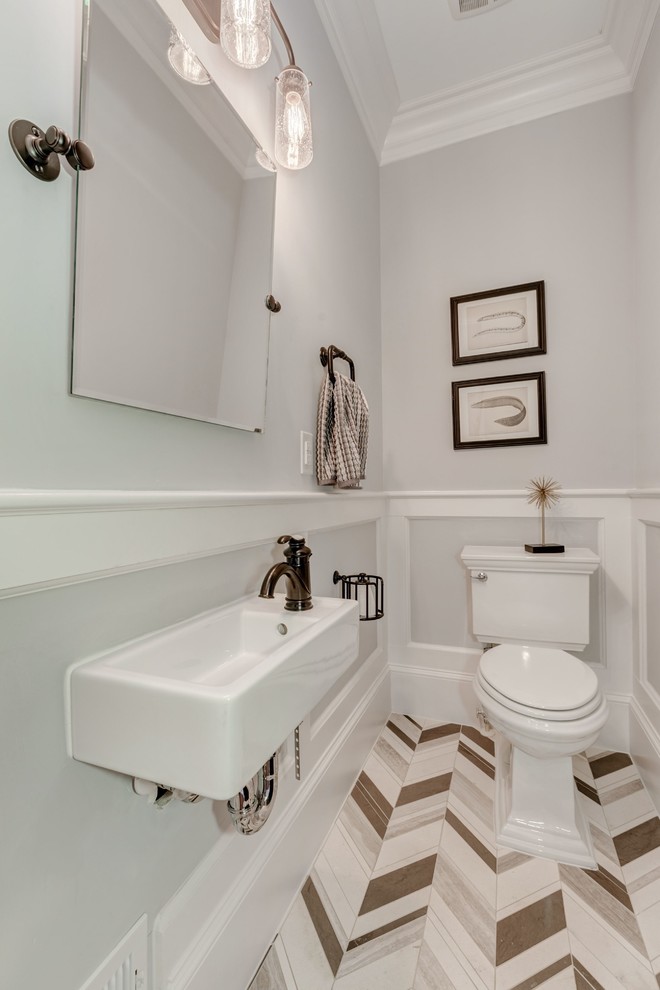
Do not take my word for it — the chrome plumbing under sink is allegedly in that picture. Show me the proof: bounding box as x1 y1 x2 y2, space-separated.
67 593 359 800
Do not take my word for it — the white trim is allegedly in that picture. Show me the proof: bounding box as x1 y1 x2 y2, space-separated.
382 38 631 164
386 493 632 521
153 657 390 990
78 914 148 990
389 663 473 686
0 485 643 510
316 1 659 164
630 695 660 756
310 646 385 739
0 488 382 513
595 517 609 672
387 493 632 686
637 517 650 698
606 0 660 84
629 695 660 813
390 663 478 727
385 489 632 499
601 691 633 752
391 662 631 751
635 517 660 707
312 0 397 160
0 490 385 599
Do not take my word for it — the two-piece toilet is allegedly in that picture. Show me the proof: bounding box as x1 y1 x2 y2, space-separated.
461 546 608 868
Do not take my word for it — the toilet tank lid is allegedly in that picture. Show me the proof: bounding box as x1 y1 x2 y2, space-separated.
461 546 599 574
480 645 599 711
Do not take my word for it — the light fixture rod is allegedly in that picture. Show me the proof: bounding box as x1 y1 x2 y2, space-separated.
270 3 295 66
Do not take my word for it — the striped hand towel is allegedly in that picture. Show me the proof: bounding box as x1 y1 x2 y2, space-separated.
316 372 369 489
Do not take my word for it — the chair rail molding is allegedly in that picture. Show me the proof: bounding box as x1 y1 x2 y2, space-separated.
0 489 386 599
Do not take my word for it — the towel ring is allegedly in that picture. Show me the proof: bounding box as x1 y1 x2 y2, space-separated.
320 345 355 384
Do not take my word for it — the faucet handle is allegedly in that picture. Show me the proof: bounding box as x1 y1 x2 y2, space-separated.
277 535 311 563
277 534 306 547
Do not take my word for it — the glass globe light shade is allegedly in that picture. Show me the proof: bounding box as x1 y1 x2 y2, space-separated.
167 28 211 85
221 0 271 69
274 67 313 170
255 147 277 172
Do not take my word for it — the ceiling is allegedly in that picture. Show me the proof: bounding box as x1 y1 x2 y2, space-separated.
313 0 660 164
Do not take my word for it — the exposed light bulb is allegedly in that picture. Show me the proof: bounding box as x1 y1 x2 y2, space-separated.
274 66 313 170
167 28 211 85
221 0 271 69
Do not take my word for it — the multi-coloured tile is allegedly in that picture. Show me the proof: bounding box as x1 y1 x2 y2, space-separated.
248 937 297 990
249 718 660 990
426 846 496 990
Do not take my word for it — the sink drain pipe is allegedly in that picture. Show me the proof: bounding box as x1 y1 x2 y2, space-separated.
227 752 278 835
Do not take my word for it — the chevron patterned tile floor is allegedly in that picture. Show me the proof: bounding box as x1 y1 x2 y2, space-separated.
248 717 660 990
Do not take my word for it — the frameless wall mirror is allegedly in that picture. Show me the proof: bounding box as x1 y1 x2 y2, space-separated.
71 0 277 431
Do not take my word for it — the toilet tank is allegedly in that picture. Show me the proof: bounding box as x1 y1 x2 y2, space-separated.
461 546 599 651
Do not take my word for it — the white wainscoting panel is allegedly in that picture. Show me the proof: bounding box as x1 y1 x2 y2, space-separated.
386 492 633 751
0 490 386 598
153 654 390 990
631 496 660 809
630 697 660 813
8 485 657 987
1 489 388 990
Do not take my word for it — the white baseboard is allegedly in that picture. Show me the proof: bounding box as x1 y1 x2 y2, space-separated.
390 663 477 726
390 664 632 751
153 660 391 990
629 696 660 814
600 692 631 752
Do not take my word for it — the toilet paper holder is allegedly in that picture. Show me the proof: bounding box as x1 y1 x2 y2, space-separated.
333 571 384 621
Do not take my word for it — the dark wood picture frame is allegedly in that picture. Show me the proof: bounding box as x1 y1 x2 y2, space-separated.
450 280 546 366
452 371 547 450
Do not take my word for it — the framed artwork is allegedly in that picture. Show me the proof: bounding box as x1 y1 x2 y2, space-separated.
451 371 547 450
450 280 546 365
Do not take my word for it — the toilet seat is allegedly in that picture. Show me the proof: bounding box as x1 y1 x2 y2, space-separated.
477 644 601 722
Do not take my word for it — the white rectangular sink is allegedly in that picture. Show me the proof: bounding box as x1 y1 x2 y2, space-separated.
67 593 359 799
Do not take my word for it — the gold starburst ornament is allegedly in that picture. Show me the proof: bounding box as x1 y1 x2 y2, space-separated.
524 476 565 554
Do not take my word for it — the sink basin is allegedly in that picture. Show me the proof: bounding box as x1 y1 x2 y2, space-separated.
67 593 359 799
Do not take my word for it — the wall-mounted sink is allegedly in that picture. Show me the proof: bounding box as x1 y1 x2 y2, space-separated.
67 593 359 799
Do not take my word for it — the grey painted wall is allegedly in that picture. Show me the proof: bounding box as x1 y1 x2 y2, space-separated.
380 96 635 492
1 0 383 491
1 0 383 986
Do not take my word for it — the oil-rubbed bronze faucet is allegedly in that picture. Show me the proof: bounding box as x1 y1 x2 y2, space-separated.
259 535 313 611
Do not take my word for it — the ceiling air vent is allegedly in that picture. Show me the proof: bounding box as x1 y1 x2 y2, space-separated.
448 0 514 19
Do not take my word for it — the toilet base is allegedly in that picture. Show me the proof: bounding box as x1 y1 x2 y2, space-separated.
494 738 597 869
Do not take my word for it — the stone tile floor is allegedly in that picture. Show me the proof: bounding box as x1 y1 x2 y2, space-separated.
249 715 660 989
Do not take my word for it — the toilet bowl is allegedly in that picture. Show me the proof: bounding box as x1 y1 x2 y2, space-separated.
475 644 607 867
460 545 607 869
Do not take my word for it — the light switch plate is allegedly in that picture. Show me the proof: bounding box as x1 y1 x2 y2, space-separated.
300 431 313 475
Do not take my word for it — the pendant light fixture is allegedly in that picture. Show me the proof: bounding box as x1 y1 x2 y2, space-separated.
220 1 313 169
220 0 272 69
270 5 313 170
274 66 312 169
169 2 313 169
167 28 211 85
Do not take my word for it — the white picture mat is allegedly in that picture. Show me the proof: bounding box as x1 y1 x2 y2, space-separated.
457 378 540 442
458 288 539 356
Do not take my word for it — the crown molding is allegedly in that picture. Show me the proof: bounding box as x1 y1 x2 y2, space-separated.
317 0 660 164
382 36 631 164
605 0 660 83
312 0 398 160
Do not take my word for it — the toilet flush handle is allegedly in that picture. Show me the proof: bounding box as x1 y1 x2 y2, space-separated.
472 571 488 582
